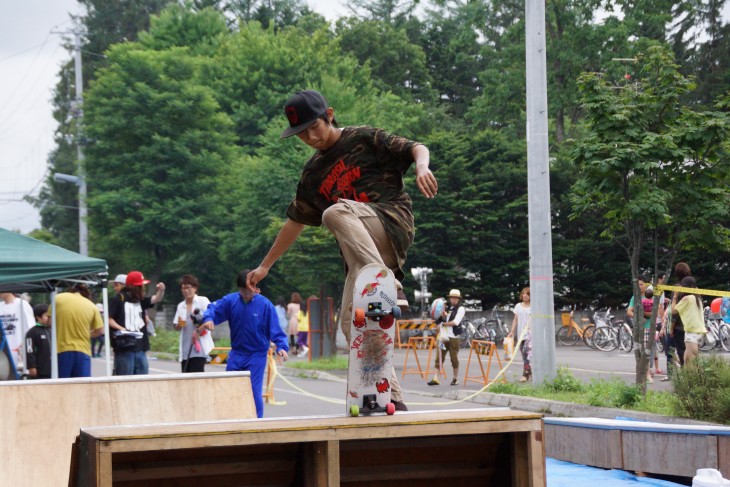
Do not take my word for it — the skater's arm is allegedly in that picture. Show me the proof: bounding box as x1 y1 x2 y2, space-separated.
413 145 437 199
247 219 305 292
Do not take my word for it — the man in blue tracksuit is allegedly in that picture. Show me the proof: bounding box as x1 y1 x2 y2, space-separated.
201 270 289 417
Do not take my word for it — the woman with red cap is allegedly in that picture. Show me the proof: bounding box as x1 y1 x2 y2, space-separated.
108 270 165 375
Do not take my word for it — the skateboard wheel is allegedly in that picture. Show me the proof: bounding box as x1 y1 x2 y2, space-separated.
391 306 401 319
354 308 365 323
350 405 360 417
386 402 396 415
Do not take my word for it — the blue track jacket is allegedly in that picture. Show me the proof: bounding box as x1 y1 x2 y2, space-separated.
203 293 288 354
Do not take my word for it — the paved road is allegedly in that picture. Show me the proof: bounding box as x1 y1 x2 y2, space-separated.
88 342 730 417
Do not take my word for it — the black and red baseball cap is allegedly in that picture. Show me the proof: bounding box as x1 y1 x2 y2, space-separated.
280 90 329 139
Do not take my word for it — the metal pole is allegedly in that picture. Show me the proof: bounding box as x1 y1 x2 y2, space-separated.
102 286 111 376
73 31 88 256
525 0 556 383
51 288 58 379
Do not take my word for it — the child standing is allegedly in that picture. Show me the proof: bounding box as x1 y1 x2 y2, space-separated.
26 304 51 379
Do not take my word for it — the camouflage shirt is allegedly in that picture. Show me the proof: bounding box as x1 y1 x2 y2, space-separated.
285 126 420 280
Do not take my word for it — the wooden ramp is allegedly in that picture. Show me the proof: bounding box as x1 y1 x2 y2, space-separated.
0 372 255 487
71 408 545 487
545 417 730 477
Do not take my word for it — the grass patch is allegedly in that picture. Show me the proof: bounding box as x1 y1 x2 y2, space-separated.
487 367 676 417
287 355 349 371
149 327 230 354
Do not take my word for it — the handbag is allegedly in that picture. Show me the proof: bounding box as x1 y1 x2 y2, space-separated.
113 332 139 351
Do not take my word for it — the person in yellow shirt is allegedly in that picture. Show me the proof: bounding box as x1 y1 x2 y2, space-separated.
296 299 310 357
55 284 104 378
671 276 707 364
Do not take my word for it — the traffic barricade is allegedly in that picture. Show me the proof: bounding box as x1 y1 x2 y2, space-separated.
463 339 506 386
402 336 437 379
396 319 437 348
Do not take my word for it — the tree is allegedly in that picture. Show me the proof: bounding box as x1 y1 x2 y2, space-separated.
83 41 239 295
335 19 436 103
31 0 176 252
571 44 730 393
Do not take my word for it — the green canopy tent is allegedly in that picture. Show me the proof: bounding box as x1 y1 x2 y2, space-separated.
0 228 110 379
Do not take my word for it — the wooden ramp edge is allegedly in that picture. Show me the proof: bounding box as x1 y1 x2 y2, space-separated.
73 408 546 487
0 372 255 487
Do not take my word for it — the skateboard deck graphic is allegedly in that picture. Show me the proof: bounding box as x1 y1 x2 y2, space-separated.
346 264 401 416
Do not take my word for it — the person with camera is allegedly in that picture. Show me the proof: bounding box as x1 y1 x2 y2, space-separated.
202 270 289 418
427 289 465 386
108 271 165 375
173 274 213 373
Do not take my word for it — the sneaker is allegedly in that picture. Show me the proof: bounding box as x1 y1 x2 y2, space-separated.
391 400 408 411
450 379 458 386
646 376 654 384
660 376 671 382
396 288 409 312
656 369 664 375
519 375 529 383
298 346 309 357
427 378 440 386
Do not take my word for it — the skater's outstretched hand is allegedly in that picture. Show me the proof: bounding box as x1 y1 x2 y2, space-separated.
246 266 268 293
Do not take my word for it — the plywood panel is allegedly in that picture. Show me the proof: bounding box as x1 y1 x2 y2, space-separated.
544 424 622 469
623 431 717 477
0 372 254 487
719 436 730 475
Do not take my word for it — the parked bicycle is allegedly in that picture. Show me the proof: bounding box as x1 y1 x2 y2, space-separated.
557 309 596 348
591 308 633 352
701 308 730 352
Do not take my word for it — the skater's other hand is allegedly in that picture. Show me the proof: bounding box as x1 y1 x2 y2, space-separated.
277 349 289 362
246 267 268 293
416 166 438 199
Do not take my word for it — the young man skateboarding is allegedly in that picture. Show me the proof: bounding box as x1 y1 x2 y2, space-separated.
246 90 438 411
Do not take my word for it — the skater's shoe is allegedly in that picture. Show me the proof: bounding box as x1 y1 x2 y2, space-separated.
519 375 529 382
391 400 408 411
427 378 440 386
297 345 309 357
450 378 458 386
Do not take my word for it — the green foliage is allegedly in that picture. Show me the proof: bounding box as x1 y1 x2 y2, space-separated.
287 355 349 370
543 367 585 393
149 327 180 354
672 354 730 424
586 380 642 408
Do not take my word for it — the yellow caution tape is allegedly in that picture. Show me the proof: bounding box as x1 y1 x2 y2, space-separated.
271 319 534 409
656 284 730 298
264 352 287 406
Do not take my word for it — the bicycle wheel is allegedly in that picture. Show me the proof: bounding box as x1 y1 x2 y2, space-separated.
618 322 633 353
592 327 617 352
718 323 730 352
699 331 715 352
656 334 664 354
582 324 596 348
557 325 580 346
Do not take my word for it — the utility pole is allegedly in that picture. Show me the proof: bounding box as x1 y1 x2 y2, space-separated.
73 30 88 256
525 0 556 382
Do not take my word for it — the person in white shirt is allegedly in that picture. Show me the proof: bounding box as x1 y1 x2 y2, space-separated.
508 287 532 382
173 274 212 373
0 293 34 372
427 289 466 386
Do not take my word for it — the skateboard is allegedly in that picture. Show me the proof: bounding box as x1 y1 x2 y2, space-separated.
346 264 401 416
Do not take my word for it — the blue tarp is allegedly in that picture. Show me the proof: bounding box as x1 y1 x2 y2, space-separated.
548 458 686 487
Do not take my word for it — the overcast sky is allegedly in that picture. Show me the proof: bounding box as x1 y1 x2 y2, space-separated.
0 0 346 235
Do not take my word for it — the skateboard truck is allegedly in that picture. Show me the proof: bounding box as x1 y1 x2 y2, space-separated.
354 302 401 326
350 394 396 416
